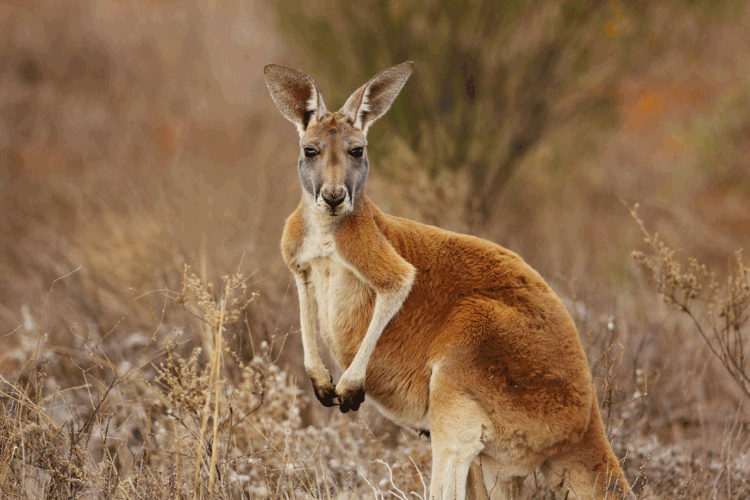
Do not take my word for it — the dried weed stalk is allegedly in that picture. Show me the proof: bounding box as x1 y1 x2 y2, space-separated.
631 204 750 401
170 266 259 497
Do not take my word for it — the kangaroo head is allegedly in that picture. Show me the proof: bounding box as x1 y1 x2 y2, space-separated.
264 62 413 216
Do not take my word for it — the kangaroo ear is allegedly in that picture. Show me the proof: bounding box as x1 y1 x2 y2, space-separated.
339 61 413 135
264 64 328 135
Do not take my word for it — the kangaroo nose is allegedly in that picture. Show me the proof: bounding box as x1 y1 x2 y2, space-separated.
321 185 347 209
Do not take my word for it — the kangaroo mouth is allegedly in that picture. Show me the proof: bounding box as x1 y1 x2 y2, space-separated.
326 205 349 217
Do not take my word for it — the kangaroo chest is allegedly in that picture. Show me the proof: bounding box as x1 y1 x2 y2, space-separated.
309 259 373 357
293 212 430 431
299 230 374 367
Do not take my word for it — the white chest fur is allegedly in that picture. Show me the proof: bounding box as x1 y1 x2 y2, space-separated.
308 259 371 358
298 219 337 262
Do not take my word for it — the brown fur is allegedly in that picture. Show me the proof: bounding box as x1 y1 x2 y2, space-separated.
267 62 630 500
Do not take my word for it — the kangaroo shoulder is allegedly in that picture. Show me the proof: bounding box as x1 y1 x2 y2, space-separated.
281 204 306 271
334 200 415 293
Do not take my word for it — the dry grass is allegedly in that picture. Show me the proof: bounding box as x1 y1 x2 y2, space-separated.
0 271 435 499
1 0 749 498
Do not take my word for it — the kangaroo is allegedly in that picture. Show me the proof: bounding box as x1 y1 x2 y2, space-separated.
264 61 630 500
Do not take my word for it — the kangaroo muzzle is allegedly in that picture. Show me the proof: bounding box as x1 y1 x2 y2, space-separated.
319 184 349 213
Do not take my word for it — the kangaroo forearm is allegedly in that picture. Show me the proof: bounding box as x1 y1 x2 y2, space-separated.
347 282 412 380
294 275 327 382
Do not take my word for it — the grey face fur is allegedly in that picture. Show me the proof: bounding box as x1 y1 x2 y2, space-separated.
264 61 414 216
296 112 368 216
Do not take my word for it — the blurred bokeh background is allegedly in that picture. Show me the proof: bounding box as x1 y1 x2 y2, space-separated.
1 0 749 497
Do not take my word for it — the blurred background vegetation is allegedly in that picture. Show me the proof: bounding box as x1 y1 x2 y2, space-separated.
1 0 749 497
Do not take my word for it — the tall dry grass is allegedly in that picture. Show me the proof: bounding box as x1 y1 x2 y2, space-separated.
1 0 750 498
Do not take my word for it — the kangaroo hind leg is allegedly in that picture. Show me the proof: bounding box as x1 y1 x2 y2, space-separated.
428 369 493 500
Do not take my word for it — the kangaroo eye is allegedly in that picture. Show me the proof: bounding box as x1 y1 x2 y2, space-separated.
349 147 364 158
303 147 318 158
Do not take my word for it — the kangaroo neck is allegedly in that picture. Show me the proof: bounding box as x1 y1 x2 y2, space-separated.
302 193 373 237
